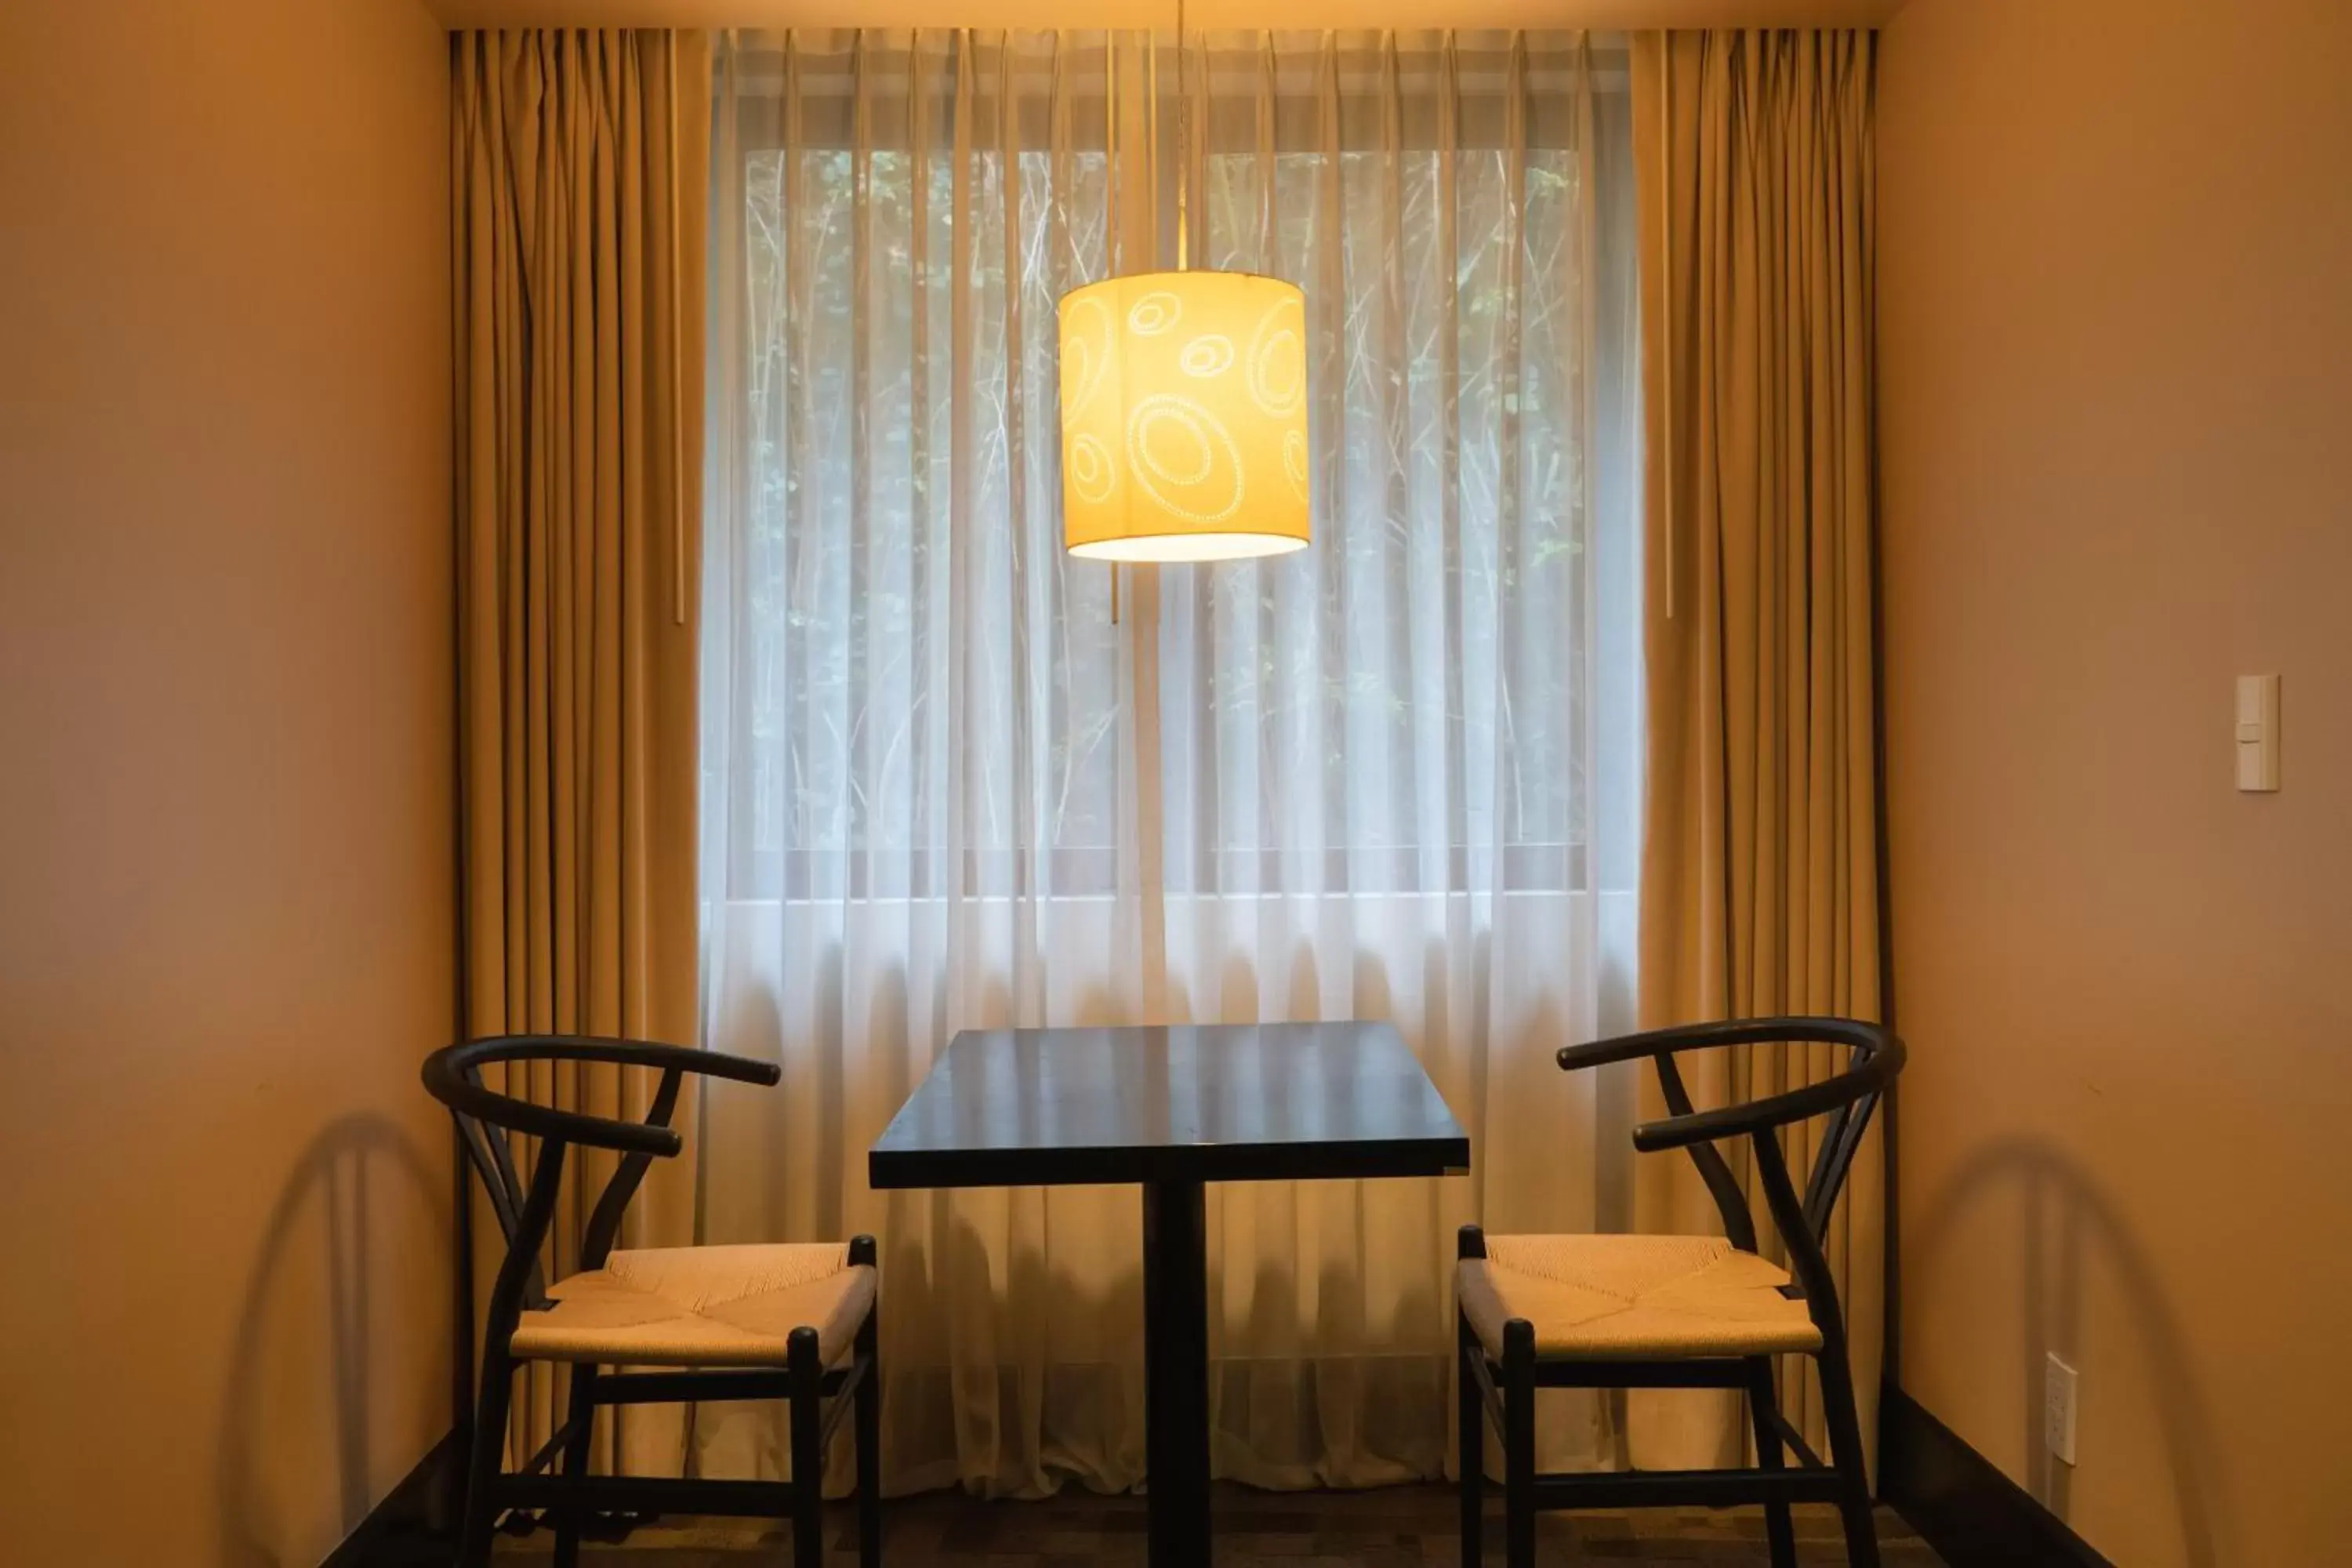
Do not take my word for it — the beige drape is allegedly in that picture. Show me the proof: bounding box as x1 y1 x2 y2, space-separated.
1629 31 1884 1478
452 28 710 1475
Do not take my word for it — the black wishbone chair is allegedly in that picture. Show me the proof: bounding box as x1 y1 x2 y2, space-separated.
424 1036 882 1568
1457 1017 1904 1568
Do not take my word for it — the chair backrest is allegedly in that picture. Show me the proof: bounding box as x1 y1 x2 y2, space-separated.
422 1035 781 1312
1554 1016 1904 1345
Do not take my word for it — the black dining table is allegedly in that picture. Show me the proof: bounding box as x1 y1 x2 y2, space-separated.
867 1020 1471 1566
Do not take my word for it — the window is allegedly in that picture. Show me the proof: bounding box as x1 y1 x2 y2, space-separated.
703 31 1639 906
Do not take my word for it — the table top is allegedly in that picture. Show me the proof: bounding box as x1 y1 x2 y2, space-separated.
867 1021 1471 1189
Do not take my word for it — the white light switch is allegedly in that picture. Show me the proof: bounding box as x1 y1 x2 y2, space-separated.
2236 674 2280 792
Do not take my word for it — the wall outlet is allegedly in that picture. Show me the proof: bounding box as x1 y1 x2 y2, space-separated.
2045 1354 2079 1467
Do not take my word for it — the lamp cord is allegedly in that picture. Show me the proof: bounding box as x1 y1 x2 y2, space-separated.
1174 0 1189 270
1107 31 1121 622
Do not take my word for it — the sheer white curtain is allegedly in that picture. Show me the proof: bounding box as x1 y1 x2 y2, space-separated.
699 27 1642 1495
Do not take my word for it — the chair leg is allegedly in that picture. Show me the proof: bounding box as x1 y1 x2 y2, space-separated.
1458 1315 1484 1566
788 1327 826 1568
1746 1356 1798 1568
1501 1319 1536 1568
459 1347 517 1568
1816 1342 1882 1568
855 1310 883 1566
553 1363 599 1568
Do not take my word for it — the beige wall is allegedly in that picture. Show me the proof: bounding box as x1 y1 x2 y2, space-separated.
0 1 456 1563
1878 1 2352 1563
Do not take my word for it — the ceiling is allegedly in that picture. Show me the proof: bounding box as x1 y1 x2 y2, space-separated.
427 1 1910 31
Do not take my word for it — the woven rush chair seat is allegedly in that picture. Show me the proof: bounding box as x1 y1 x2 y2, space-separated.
423 1035 884 1568
1457 1232 1822 1361
514 1243 877 1369
1456 1018 1906 1568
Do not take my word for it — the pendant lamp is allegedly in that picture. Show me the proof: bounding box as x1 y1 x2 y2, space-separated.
1058 13 1309 563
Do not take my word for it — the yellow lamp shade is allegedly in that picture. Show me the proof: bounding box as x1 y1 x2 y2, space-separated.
1058 270 1310 562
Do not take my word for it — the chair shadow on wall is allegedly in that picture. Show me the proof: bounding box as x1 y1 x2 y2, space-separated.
215 1112 447 1568
1903 1136 2231 1568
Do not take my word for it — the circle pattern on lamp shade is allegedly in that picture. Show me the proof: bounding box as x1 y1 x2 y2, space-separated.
1059 292 1113 419
1128 394 1243 524
1246 291 1306 417
1058 270 1310 561
1179 334 1236 378
1127 290 1185 336
1282 428 1311 503
1068 434 1116 506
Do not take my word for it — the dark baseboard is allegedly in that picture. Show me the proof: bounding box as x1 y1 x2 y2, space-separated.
1880 1385 2111 1568
336 1393 2118 1567
319 1426 464 1568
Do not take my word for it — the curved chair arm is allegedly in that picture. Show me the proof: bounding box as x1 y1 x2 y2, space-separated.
1555 1015 1893 1076
1555 1017 1904 1254
1592 1019 1903 1153
1555 1017 1903 1152
422 1036 782 1158
1632 1037 1904 1152
451 1033 782 1085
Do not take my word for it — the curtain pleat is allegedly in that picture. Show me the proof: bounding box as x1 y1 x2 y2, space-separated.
1629 28 1883 1477
452 27 710 1479
701 28 1645 1497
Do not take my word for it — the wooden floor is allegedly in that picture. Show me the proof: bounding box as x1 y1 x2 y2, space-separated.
489 1483 1945 1566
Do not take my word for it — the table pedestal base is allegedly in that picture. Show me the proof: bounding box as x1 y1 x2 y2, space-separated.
1142 1178 1210 1566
